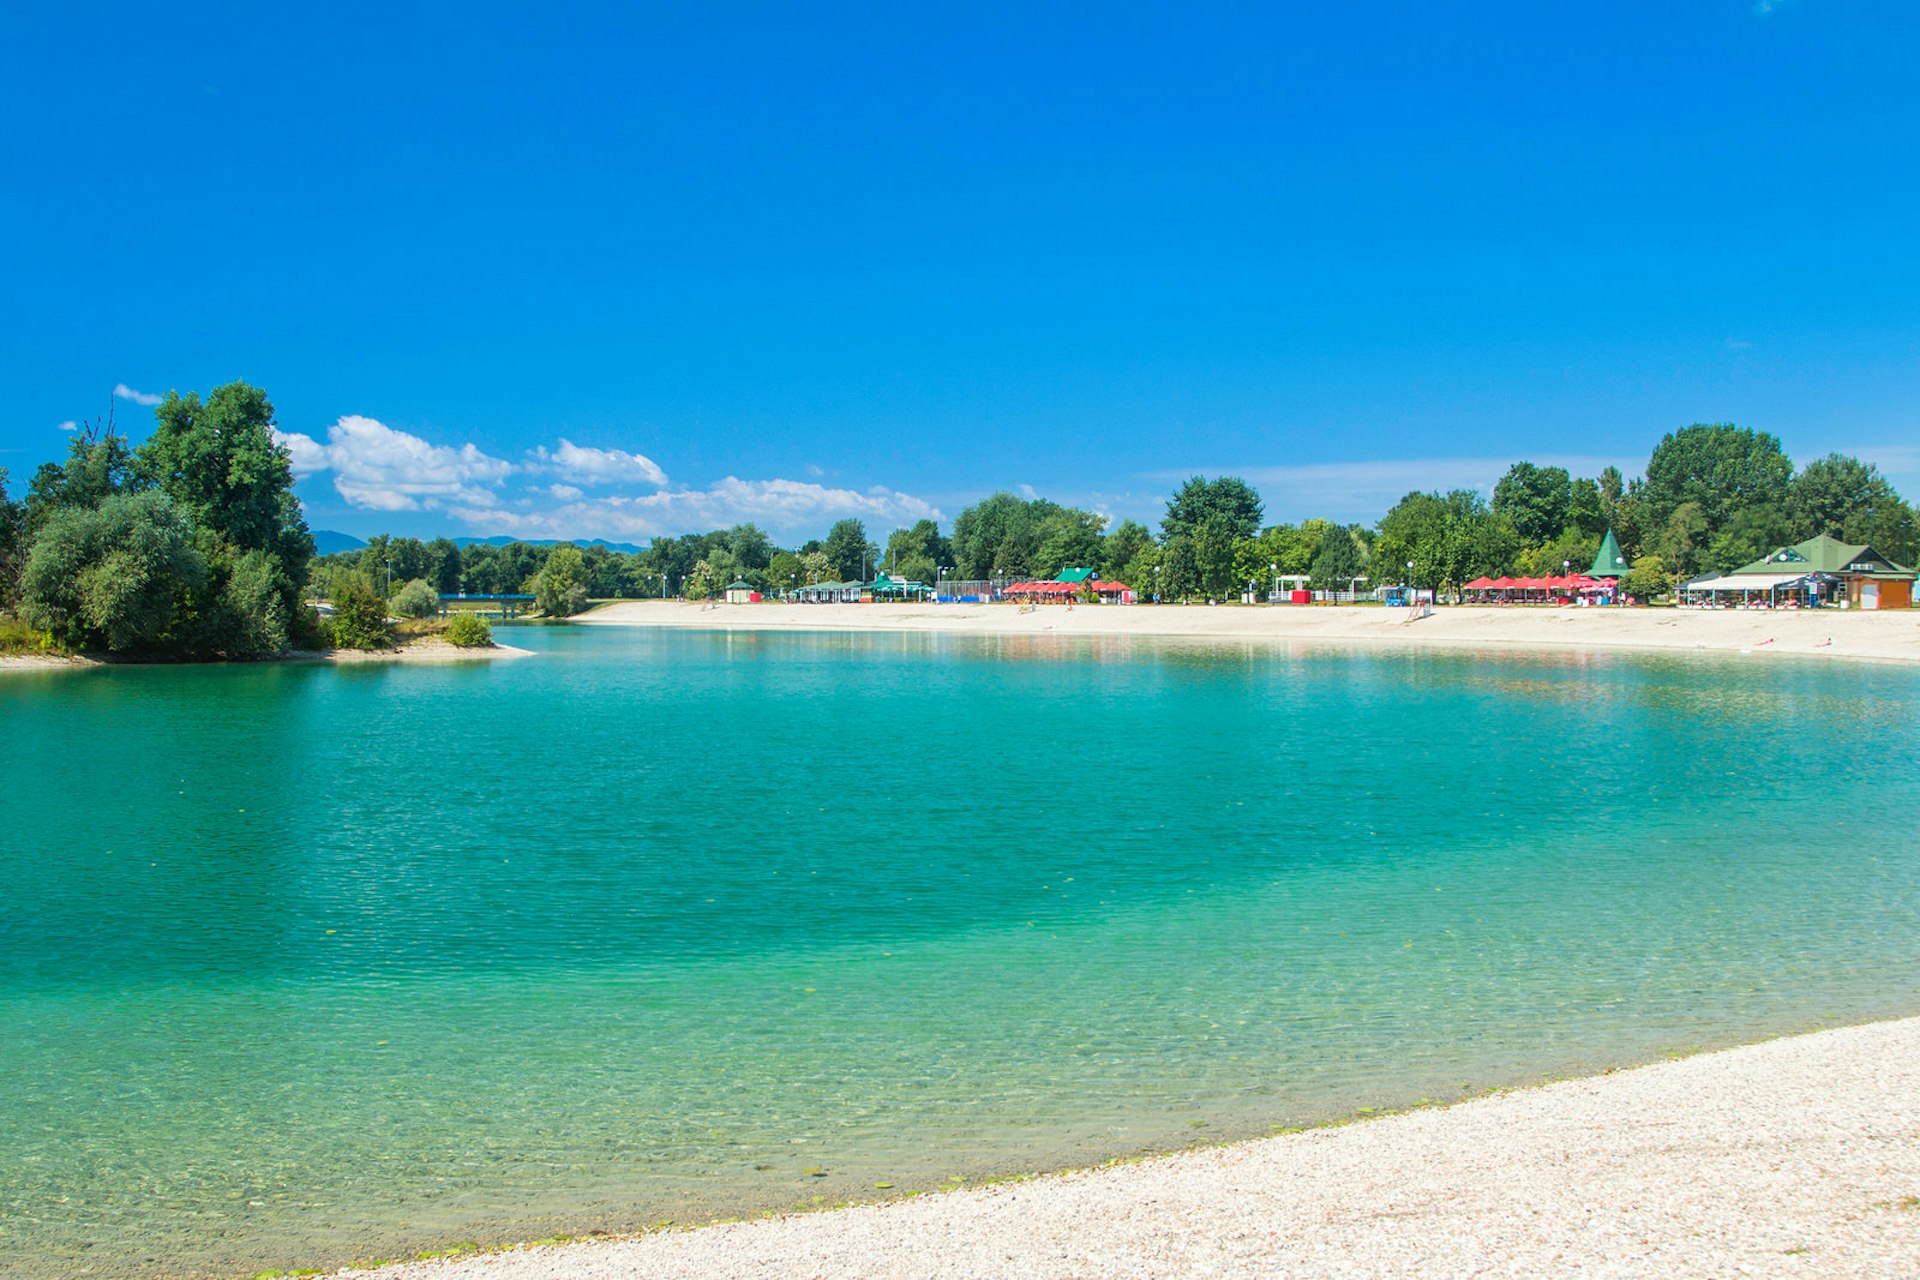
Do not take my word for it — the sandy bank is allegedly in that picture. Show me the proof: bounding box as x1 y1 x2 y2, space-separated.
360 1017 1920 1280
308 638 535 665
581 600 1920 664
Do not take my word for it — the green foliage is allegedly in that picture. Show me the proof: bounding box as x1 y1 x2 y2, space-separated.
823 518 876 581
799 549 832 585
1101 519 1152 576
1517 527 1600 579
25 428 139 535
390 577 441 619
950 493 1109 580
0 615 62 655
22 491 206 652
1374 490 1516 590
139 383 313 598
0 466 23 608
1161 476 1263 543
1620 554 1672 601
1641 423 1793 534
1308 524 1370 590
325 572 394 650
535 543 589 615
444 612 493 648
1789 453 1916 564
1491 462 1572 547
682 557 717 600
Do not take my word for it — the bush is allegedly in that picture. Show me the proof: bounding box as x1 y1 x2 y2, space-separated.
327 571 395 650
390 577 440 619
444 612 493 648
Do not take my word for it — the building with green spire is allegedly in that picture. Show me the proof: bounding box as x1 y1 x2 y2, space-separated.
1588 530 1630 579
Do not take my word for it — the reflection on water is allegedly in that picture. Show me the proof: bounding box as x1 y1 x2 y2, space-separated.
2 629 1917 1278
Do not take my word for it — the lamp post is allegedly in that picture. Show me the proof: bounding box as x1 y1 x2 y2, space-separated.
1405 560 1413 605
1564 559 1572 605
385 558 393 597
1270 562 1278 604
1154 563 1162 604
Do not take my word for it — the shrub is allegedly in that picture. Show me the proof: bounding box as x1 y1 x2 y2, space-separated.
327 571 395 650
444 612 492 648
390 577 440 619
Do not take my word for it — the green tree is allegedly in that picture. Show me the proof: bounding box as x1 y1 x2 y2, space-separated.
1491 462 1572 548
425 537 463 595
1191 515 1239 599
1567 477 1607 538
21 491 206 652
1034 509 1106 577
325 571 394 650
1309 523 1369 592
1101 519 1151 576
1789 454 1916 563
682 557 717 600
25 427 140 534
800 549 832 584
536 543 590 615
1620 554 1672 602
1161 475 1263 543
1641 424 1793 534
0 466 23 607
823 519 876 581
391 578 440 619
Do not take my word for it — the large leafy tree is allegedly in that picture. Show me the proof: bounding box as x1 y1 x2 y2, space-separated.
1789 453 1916 563
823 518 876 581
21 491 206 651
1491 462 1571 548
25 427 139 534
0 467 22 606
536 543 589 615
1641 424 1793 534
137 382 314 654
1308 523 1370 591
1161 475 1263 543
139 383 312 576
1101 519 1152 576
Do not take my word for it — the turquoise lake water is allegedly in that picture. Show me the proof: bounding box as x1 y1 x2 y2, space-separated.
3 626 1918 1277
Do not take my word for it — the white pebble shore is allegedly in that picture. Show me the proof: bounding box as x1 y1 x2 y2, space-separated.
359 1017 1920 1279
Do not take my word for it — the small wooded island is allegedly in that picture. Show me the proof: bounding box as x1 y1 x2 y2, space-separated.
0 380 499 663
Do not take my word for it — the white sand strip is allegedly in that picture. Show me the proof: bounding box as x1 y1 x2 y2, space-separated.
578 601 1920 664
366 1017 1920 1280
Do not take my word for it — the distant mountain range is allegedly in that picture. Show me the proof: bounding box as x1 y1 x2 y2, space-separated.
310 531 647 556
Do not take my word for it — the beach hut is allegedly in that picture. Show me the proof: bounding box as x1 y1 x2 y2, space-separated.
723 579 760 604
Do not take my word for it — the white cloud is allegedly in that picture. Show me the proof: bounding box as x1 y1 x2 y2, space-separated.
57 420 78 432
274 415 513 512
450 477 943 542
545 483 585 502
526 438 668 488
114 383 163 407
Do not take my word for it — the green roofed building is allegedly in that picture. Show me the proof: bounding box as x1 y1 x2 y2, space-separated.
1589 530 1630 579
1728 533 1913 610
1055 567 1099 584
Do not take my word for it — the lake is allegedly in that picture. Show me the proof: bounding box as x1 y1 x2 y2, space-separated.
3 626 1917 1277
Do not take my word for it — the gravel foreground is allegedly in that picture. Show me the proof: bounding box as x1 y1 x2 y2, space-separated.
362 1018 1920 1280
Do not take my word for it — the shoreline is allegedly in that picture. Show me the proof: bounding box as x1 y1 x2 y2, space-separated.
362 1015 1920 1279
0 638 533 673
579 600 1920 664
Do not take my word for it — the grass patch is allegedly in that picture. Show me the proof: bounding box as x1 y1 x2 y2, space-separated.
0 615 66 656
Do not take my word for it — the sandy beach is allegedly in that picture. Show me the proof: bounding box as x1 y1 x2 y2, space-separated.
361 1016 1920 1279
581 600 1920 664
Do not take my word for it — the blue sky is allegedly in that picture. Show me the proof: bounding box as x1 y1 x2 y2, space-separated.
4 2 1917 542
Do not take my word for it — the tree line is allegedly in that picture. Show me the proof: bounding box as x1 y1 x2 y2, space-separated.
5 396 1912 657
305 423 1916 615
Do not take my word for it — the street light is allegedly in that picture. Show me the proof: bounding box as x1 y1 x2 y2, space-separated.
1154 563 1162 604
1271 561 1278 604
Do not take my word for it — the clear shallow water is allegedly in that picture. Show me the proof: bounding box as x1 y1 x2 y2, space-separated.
2 628 1918 1277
